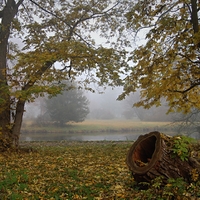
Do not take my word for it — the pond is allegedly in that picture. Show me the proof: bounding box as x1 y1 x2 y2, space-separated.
20 131 176 142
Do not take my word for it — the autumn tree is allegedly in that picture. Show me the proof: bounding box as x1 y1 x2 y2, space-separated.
45 85 89 126
123 92 173 121
118 0 200 114
0 0 131 149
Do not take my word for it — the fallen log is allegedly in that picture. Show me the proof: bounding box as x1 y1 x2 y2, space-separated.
126 131 200 183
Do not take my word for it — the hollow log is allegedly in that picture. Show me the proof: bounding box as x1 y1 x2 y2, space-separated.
126 131 200 183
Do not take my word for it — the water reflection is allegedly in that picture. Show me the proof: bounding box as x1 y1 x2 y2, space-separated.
20 132 200 142
20 131 176 142
20 131 197 142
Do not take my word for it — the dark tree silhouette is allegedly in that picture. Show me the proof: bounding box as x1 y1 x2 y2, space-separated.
46 88 89 126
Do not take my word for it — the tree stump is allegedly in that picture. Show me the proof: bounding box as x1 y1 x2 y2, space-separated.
126 131 200 183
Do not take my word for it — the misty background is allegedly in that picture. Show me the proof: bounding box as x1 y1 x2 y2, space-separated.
21 84 200 141
23 86 173 122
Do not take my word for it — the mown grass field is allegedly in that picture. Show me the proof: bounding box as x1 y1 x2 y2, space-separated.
1 141 200 200
20 120 177 142
22 119 175 134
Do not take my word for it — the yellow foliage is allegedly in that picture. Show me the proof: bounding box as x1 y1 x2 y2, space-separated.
0 142 134 199
1 141 200 199
190 168 199 182
120 0 200 113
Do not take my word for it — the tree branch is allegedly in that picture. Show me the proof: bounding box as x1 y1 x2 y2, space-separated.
178 53 200 64
23 60 54 91
169 80 200 94
59 60 72 77
156 2 179 23
28 0 99 46
16 0 24 7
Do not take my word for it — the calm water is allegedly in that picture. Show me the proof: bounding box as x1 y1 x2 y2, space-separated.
20 131 177 142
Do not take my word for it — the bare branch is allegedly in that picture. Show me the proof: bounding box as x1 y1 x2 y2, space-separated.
60 61 72 77
16 0 24 7
156 2 179 23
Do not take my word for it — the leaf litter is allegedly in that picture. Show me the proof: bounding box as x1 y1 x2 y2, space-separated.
0 141 137 199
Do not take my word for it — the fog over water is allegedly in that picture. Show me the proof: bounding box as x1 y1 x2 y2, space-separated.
20 132 142 142
22 87 191 142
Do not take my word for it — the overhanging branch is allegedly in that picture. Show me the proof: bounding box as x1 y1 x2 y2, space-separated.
60 60 72 77
29 0 89 43
29 0 118 46
168 80 200 94
178 53 200 64
23 60 55 91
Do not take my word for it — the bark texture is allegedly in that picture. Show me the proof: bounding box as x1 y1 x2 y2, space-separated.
0 0 24 150
126 131 200 183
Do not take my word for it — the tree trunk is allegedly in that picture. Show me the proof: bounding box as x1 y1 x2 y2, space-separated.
126 131 200 183
11 99 26 148
0 1 14 148
0 1 23 150
191 0 199 33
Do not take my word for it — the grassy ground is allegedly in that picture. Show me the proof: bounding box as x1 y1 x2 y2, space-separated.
0 142 133 200
21 120 176 142
1 141 200 200
22 119 175 134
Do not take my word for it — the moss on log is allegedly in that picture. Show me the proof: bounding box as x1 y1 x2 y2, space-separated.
126 131 200 183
